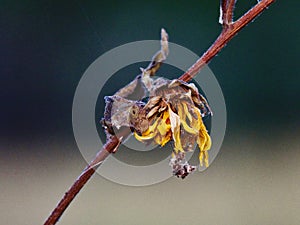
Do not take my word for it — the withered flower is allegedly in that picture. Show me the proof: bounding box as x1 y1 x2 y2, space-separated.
131 76 212 168
102 28 212 178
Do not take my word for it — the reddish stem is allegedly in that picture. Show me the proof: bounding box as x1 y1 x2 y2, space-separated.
221 0 236 25
43 136 119 225
179 0 275 82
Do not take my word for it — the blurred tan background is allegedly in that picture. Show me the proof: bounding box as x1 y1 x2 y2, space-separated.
1 128 300 224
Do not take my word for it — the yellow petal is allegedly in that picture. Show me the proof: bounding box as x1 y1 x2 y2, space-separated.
199 149 209 167
161 132 171 146
177 103 185 121
134 131 156 141
168 104 183 152
199 121 212 151
204 150 209 167
203 129 212 151
194 107 202 130
198 131 211 167
154 133 162 144
157 122 171 136
192 107 211 167
141 128 152 136
199 151 204 167
183 102 193 123
143 119 159 135
157 112 171 136
181 119 198 134
179 102 198 136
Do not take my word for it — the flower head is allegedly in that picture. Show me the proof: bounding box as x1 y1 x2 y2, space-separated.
132 78 212 168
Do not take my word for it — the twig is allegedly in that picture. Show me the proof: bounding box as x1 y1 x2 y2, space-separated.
43 135 120 225
179 0 275 82
220 0 236 26
43 0 275 224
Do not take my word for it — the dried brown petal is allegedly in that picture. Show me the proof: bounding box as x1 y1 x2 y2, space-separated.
146 105 160 119
144 96 161 109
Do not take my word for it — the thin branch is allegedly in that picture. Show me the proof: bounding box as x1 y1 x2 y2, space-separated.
220 0 235 26
43 0 275 224
232 0 274 33
221 0 228 18
179 0 275 82
226 0 236 25
43 135 120 225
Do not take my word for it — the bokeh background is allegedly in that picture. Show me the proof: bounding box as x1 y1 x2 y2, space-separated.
1 0 299 224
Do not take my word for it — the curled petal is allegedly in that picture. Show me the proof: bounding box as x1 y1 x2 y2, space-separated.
183 102 193 123
168 79 181 88
181 119 198 134
168 104 183 152
199 151 204 167
134 130 156 141
195 107 211 167
134 118 159 141
147 105 160 119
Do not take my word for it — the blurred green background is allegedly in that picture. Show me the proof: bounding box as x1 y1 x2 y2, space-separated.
1 1 299 224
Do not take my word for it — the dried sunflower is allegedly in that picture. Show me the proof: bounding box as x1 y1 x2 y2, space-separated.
131 76 212 168
102 28 212 178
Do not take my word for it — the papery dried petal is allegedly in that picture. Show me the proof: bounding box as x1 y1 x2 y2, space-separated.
147 105 160 119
